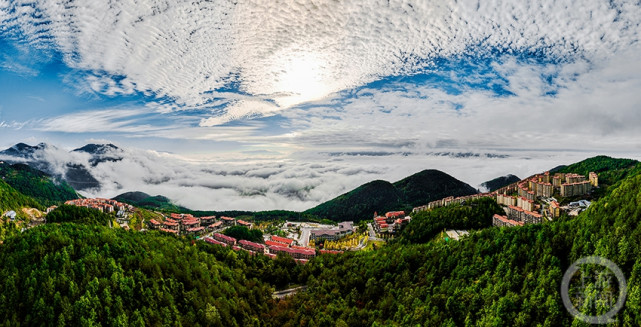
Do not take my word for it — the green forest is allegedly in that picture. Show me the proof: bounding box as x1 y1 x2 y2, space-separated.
0 155 640 325
0 163 78 207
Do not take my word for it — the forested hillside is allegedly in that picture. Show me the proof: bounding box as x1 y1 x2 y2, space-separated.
0 224 279 326
0 163 77 206
0 179 43 213
265 173 641 326
305 169 477 222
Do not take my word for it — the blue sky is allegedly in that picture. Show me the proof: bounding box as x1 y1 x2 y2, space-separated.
1 1 641 210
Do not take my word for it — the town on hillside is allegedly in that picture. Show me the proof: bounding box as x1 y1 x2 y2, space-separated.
2 169 598 259
413 170 599 228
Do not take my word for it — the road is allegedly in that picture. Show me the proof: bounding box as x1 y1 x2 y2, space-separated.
299 227 311 246
367 223 384 242
272 286 308 299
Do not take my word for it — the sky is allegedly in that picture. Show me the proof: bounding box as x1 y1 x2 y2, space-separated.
1 0 641 211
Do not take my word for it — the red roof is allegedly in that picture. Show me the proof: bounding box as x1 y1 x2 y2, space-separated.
269 245 315 256
160 228 179 234
385 211 405 218
204 237 227 247
265 240 288 247
186 226 205 232
237 219 252 226
221 216 234 221
149 219 161 225
163 221 179 226
183 220 199 225
208 221 223 229
213 233 236 243
271 235 294 245
239 239 265 250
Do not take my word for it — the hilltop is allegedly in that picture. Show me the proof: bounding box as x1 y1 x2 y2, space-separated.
305 169 477 221
479 174 520 192
113 191 190 212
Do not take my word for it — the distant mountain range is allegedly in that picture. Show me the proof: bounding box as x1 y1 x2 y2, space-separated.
0 142 124 191
304 169 478 222
479 174 520 192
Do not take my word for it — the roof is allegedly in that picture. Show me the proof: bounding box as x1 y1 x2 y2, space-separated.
204 237 227 247
186 226 205 232
265 240 288 247
213 233 236 243
208 221 223 228
221 216 235 221
269 245 315 256
239 239 265 249
385 211 405 218
271 235 294 245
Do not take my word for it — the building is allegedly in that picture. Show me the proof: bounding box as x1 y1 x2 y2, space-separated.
208 221 223 230
163 220 179 232
220 216 236 226
560 181 592 197
212 233 237 245
548 201 561 218
239 240 267 254
310 221 355 241
517 196 534 212
496 193 517 206
589 172 599 187
204 236 228 247
237 219 253 228
268 245 315 260
185 226 206 236
492 214 524 227
147 219 162 230
200 216 216 227
271 235 295 246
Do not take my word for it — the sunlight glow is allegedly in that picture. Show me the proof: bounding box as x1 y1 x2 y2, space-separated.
272 52 333 108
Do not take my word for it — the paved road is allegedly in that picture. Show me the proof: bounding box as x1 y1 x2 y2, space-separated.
272 286 308 299
367 223 384 242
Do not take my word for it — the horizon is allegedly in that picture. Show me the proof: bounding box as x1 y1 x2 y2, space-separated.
2 1 641 210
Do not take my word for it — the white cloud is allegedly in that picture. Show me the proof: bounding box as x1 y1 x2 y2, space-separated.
2 0 640 119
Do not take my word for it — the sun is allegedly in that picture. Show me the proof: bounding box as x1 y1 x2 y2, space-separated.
273 53 333 107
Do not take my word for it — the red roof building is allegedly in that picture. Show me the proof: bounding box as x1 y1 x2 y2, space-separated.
212 233 237 245
271 235 294 245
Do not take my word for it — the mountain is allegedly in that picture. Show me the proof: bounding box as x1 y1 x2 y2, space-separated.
0 142 48 158
305 169 477 221
113 191 189 212
305 180 403 222
0 162 78 206
0 142 101 191
393 169 478 205
73 143 124 166
479 174 521 192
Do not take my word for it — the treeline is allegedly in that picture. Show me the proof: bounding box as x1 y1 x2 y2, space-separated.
46 205 112 226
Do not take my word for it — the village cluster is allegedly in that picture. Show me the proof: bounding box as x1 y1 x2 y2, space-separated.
413 171 599 228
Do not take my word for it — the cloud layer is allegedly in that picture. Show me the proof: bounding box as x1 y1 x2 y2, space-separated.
3 0 640 123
